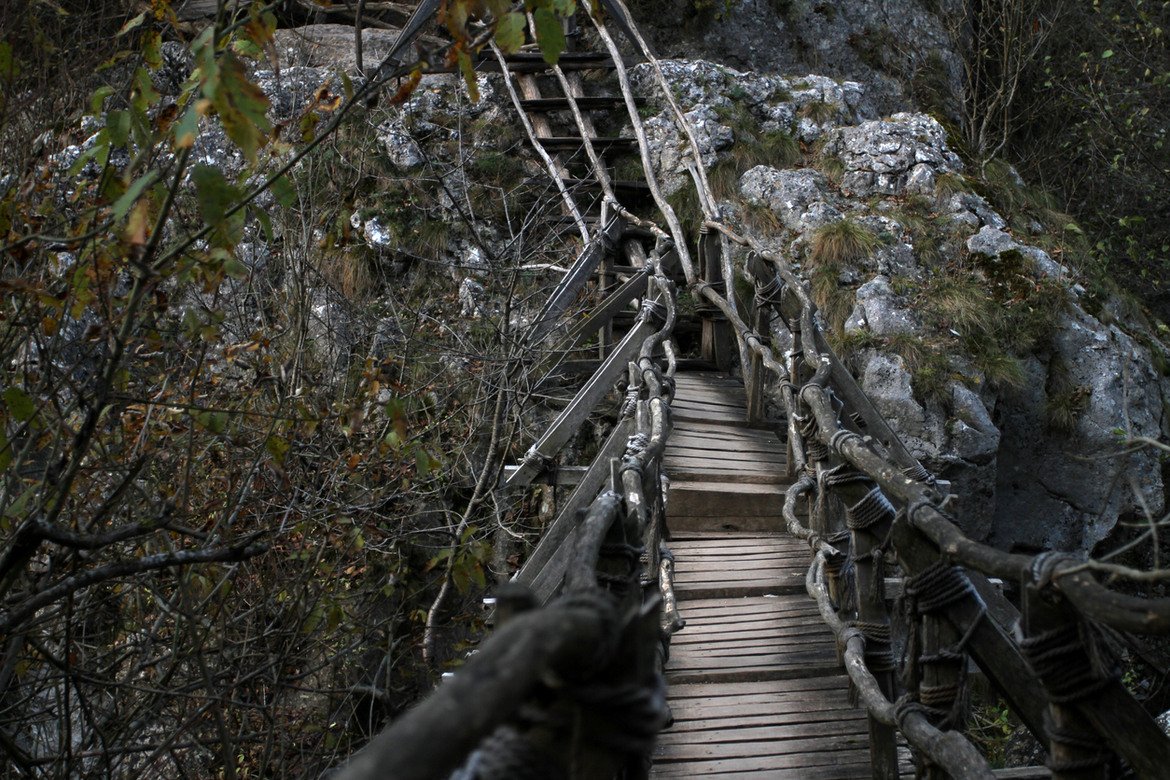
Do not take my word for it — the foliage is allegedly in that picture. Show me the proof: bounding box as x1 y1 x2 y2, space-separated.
709 102 801 200
951 0 1170 318
805 218 878 333
0 0 580 775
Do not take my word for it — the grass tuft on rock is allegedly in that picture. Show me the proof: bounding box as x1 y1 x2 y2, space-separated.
810 217 879 267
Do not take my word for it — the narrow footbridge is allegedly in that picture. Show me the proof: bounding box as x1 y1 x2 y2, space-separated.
655 372 884 777
334 3 1170 779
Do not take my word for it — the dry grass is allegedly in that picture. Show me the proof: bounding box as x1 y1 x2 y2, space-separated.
810 217 879 267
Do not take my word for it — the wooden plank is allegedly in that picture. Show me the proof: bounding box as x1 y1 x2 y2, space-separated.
559 266 651 350
511 417 633 599
653 757 873 778
654 731 870 761
657 718 867 746
671 694 857 716
666 675 850 698
504 318 651 489
526 212 620 344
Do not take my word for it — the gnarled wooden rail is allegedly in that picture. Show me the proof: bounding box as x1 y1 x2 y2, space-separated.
333 4 1170 779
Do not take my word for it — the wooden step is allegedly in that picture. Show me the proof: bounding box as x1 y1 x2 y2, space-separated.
559 177 652 197
520 96 645 111
667 481 788 532
534 136 638 154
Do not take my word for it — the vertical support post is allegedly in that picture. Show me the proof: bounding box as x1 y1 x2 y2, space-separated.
745 302 766 425
598 249 613 359
851 514 899 780
919 614 965 779
698 227 732 371
1021 584 1112 780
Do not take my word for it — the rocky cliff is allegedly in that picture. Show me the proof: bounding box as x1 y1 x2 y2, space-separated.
117 15 1168 555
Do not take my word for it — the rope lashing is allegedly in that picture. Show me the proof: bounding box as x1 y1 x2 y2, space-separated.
904 561 976 616
1044 724 1113 773
1030 549 1083 589
829 428 862 455
520 446 554 473
844 486 896 531
640 297 668 325
901 461 936 484
452 725 565 780
851 619 896 673
553 588 624 682
799 415 829 463
1018 623 1118 705
595 542 644 596
618 455 643 478
755 271 785 306
620 384 641 417
625 432 650 454
1019 616 1117 772
900 561 985 730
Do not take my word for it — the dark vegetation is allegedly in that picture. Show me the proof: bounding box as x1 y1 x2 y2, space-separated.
0 1 585 775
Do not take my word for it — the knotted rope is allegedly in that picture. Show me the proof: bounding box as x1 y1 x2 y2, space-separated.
1018 552 1118 773
899 561 984 731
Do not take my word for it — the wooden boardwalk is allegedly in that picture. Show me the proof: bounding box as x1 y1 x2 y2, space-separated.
652 372 876 777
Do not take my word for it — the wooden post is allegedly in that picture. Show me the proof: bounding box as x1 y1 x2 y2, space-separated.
745 300 767 424
1021 584 1111 780
851 513 899 779
698 227 733 371
919 614 965 780
598 249 614 358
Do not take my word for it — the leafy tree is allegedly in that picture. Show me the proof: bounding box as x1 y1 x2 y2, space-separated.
0 0 578 775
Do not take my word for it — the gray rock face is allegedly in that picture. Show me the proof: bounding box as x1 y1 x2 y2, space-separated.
697 62 1167 552
824 113 962 197
845 275 918 336
628 60 873 192
738 167 833 231
966 226 1019 258
272 25 409 74
992 310 1165 551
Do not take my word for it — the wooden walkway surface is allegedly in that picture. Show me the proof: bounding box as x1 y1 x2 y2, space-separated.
652 371 876 777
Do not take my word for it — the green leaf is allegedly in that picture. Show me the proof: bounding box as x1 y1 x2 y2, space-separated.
173 103 200 150
3 387 35 422
132 66 160 114
223 255 248 279
0 428 11 473
194 410 228 434
192 164 245 248
552 0 576 16
90 85 114 116
533 8 565 65
0 41 19 81
205 51 272 162
457 49 479 102
255 207 274 243
265 435 289 464
106 110 131 147
117 11 146 36
270 173 296 208
1101 49 1114 58
111 170 159 221
142 30 163 70
495 12 526 53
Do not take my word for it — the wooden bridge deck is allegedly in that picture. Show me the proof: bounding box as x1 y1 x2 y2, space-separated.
652 371 877 777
